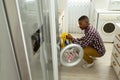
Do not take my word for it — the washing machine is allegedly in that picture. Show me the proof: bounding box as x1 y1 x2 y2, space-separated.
59 44 83 67
115 23 120 35
96 10 120 42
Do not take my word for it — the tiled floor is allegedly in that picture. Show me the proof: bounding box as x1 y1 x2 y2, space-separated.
60 35 119 80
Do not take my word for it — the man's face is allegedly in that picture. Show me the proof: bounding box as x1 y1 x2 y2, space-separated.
78 19 89 30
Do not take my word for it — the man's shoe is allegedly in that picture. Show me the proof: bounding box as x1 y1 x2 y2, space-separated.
82 62 94 69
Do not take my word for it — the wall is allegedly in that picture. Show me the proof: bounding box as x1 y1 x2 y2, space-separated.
59 0 91 33
90 0 110 27
58 0 111 33
93 0 109 10
58 0 110 16
58 0 67 15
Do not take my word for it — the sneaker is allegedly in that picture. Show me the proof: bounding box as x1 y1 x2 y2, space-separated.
82 62 95 69
90 56 97 60
79 59 88 65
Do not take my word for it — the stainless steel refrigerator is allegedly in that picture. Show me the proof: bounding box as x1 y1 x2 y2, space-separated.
1 0 83 80
0 0 20 80
1 0 58 80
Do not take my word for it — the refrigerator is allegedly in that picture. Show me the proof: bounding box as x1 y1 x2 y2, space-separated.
2 0 57 80
0 0 20 80
1 0 83 80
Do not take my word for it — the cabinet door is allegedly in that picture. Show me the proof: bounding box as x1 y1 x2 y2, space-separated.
111 55 120 77
16 0 54 80
114 36 120 53
113 46 120 63
0 1 20 80
118 71 120 80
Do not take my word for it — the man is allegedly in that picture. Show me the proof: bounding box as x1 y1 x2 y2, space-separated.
67 15 106 68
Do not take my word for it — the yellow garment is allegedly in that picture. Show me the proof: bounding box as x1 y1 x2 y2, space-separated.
61 33 72 48
83 46 101 64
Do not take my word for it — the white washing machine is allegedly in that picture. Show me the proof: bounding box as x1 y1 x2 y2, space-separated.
96 10 120 42
115 23 120 35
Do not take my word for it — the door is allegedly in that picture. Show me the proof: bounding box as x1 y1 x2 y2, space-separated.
0 1 20 80
3 0 59 80
16 0 54 80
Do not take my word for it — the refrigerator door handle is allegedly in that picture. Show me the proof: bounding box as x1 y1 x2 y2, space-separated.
57 41 61 51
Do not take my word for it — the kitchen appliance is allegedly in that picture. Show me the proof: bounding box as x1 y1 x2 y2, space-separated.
115 23 120 35
3 0 58 80
1 0 84 80
95 10 120 42
0 1 20 80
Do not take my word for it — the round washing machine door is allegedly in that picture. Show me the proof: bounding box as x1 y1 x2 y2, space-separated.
102 22 117 35
60 44 83 67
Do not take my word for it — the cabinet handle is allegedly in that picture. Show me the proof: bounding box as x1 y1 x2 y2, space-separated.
118 34 120 37
114 53 118 58
113 61 116 66
117 44 120 48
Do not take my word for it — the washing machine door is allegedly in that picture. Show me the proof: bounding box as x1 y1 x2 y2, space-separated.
102 22 115 34
60 44 83 67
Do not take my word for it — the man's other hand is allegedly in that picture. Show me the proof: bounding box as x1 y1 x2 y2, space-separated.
66 34 73 40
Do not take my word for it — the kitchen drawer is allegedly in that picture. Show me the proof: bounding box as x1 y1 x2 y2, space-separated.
114 35 120 46
114 36 120 53
111 55 120 77
113 46 120 63
118 34 120 39
119 71 120 80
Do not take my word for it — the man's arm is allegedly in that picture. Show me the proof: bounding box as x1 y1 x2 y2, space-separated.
67 34 85 44
76 36 85 41
80 29 95 48
66 34 74 40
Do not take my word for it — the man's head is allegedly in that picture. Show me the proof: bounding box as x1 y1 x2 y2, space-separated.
78 15 90 30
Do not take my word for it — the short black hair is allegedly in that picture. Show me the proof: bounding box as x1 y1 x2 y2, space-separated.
78 15 89 21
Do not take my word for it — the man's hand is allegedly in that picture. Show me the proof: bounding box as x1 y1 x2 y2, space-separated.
66 34 73 40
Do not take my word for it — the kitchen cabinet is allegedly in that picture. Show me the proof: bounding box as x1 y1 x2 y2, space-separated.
111 34 120 80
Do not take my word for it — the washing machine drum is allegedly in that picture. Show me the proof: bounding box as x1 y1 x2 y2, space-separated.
60 44 83 67
103 23 115 33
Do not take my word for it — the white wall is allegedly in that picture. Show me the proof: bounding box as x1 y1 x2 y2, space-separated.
90 0 110 27
58 0 67 14
58 0 111 33
93 0 109 10
58 0 110 16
